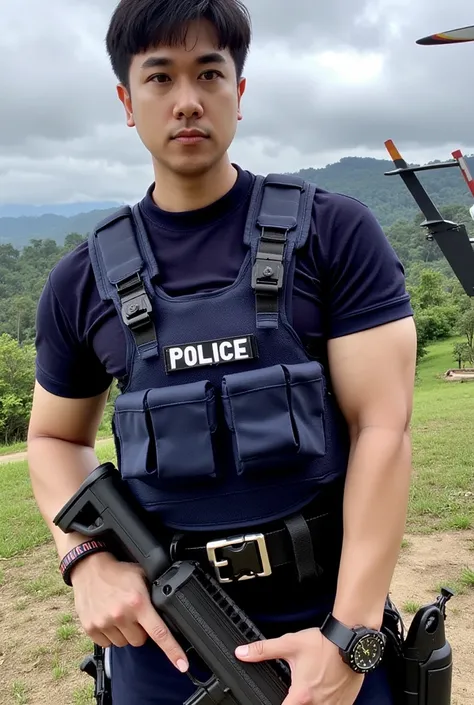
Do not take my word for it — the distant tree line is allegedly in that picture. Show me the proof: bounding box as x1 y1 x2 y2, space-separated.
1 203 474 446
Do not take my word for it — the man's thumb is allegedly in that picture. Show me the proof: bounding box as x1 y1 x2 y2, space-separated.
235 637 286 663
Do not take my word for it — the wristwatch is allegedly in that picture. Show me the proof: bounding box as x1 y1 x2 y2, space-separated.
320 613 386 674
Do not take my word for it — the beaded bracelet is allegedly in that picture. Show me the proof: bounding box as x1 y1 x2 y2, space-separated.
59 540 109 586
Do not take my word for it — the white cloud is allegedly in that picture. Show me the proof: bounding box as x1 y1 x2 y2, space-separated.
1 0 473 205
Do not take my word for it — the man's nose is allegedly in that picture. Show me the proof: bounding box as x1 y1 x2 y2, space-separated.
173 84 204 120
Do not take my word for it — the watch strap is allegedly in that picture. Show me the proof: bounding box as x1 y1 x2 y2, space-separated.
320 613 356 651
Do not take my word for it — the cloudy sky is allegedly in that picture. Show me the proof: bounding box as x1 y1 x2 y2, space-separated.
1 0 473 206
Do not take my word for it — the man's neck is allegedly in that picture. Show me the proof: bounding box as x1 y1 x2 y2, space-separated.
151 158 238 213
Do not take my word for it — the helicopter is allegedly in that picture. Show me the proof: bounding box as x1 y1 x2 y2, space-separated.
383 23 474 298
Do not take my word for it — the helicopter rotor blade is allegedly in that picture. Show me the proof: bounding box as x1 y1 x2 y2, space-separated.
417 24 474 45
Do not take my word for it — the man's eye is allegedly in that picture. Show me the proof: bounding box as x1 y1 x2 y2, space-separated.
200 70 221 80
150 74 170 83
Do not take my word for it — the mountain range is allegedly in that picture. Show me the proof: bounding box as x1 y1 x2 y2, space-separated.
2 154 473 248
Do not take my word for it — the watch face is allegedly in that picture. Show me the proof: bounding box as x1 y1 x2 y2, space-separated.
351 634 385 673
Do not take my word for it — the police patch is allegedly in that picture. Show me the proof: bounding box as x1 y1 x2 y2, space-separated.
164 335 258 373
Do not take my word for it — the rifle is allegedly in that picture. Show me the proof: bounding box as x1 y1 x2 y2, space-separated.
53 462 291 705
54 462 455 705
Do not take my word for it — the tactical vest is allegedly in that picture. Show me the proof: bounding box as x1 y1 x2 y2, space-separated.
88 174 350 532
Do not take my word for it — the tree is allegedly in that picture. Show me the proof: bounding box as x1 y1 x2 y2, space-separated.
458 303 474 351
0 334 36 445
63 232 86 252
410 269 450 310
453 342 473 369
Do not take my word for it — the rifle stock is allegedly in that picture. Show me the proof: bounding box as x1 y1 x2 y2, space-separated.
53 462 290 705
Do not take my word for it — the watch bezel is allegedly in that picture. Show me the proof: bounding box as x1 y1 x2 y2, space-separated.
343 629 386 674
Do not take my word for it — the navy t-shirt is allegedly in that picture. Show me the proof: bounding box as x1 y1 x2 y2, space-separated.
35 165 413 398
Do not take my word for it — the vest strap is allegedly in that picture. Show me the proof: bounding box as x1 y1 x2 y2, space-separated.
88 206 159 360
250 174 314 330
251 228 287 319
117 272 156 350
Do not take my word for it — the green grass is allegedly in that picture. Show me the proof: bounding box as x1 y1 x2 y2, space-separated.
57 623 79 641
408 337 474 532
402 600 421 614
460 567 474 588
0 440 116 559
0 439 27 456
72 683 95 705
0 339 473 561
22 571 69 600
0 460 51 558
11 681 29 704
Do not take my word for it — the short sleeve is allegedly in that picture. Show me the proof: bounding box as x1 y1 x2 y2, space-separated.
320 194 413 338
35 274 112 399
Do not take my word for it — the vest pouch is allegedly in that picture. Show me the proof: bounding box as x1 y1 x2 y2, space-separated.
114 381 218 483
146 380 218 481
113 389 154 481
222 361 326 476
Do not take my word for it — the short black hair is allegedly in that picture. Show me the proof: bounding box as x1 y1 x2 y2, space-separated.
106 0 252 88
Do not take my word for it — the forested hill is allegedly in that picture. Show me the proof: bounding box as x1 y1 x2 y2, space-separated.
0 207 119 249
296 155 474 227
1 154 473 248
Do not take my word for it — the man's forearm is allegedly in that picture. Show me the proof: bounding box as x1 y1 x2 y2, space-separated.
331 426 412 630
28 437 101 559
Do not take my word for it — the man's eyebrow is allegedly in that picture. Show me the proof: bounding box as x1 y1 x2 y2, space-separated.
196 52 227 66
140 52 227 70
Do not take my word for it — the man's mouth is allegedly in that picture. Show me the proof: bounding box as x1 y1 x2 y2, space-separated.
172 129 209 144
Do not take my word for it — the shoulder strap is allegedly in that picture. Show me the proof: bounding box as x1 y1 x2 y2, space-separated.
88 205 160 360
244 173 316 330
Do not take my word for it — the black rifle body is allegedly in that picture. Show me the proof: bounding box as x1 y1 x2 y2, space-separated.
54 463 290 705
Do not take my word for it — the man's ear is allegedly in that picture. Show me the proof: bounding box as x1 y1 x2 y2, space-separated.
237 77 246 121
117 84 135 128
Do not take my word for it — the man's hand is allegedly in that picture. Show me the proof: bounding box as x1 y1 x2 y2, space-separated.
235 628 364 705
71 551 189 673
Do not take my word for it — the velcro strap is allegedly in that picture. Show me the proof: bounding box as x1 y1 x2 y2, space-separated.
283 513 323 583
95 207 143 285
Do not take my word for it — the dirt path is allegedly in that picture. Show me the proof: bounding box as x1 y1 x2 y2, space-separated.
0 438 112 466
0 530 472 705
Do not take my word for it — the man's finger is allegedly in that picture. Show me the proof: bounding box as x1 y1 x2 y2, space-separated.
235 635 290 663
120 622 149 648
103 626 130 648
139 604 189 672
280 685 307 705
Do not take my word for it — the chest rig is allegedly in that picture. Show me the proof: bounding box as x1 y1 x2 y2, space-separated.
88 174 350 532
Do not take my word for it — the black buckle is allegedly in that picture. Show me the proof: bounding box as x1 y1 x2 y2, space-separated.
251 227 288 296
206 533 272 584
251 256 284 294
117 274 152 331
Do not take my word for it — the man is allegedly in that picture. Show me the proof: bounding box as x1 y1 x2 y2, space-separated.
27 1 417 704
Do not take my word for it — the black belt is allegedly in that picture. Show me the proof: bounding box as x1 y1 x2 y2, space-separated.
171 510 342 586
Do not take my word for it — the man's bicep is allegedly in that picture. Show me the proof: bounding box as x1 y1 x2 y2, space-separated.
327 317 417 433
28 381 110 447
35 272 112 400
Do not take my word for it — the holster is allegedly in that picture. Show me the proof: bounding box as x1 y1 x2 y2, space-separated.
80 644 112 705
381 589 454 705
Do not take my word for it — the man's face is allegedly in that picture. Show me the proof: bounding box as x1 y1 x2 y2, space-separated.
118 20 246 177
